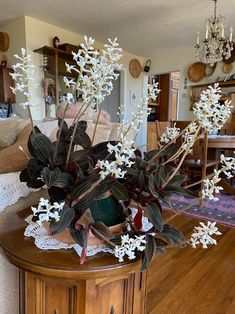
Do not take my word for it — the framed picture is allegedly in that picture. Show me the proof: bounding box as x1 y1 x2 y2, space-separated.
189 85 205 110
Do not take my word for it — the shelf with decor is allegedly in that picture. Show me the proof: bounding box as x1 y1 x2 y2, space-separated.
189 79 235 110
34 45 79 119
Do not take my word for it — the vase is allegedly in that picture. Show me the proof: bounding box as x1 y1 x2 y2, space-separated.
45 195 126 246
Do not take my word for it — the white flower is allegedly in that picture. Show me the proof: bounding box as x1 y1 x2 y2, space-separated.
66 36 123 107
190 221 221 249
148 80 160 101
160 123 180 145
30 198 65 226
97 140 135 179
10 48 37 109
193 83 233 133
63 76 75 88
114 234 146 262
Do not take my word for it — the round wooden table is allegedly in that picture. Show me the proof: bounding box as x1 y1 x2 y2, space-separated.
0 209 146 314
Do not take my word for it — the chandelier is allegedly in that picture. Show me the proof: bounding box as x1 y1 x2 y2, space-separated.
195 0 234 66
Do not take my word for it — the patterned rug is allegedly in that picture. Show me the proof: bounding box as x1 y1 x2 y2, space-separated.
162 193 235 228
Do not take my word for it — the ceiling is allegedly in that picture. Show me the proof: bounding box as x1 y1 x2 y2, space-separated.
0 0 235 57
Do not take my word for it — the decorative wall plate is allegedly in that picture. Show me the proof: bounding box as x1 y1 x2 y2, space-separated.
222 63 233 74
0 32 9 52
187 62 206 82
129 59 142 78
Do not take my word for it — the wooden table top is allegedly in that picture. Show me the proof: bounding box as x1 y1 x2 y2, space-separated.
203 135 235 149
0 209 141 280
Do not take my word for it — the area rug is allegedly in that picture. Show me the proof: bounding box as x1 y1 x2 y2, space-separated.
162 193 235 228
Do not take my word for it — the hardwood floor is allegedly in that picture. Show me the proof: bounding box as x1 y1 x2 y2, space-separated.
146 212 235 314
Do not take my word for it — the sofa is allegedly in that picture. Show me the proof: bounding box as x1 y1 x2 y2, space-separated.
0 117 125 314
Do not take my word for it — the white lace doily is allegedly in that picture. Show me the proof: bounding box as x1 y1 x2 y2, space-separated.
24 209 153 257
0 172 42 212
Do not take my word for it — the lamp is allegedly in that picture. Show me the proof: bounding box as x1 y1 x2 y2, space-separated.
195 0 234 66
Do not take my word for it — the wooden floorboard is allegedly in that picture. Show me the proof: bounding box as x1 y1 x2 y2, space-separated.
146 211 235 314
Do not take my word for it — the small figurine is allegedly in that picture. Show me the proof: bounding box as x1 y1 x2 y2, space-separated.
0 54 7 67
53 36 60 48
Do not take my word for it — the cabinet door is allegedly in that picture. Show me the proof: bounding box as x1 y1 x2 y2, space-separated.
0 68 16 103
20 269 146 314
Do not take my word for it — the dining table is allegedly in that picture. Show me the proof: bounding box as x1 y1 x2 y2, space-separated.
201 134 235 195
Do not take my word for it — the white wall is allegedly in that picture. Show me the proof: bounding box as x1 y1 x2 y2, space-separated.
0 17 27 118
0 15 151 147
149 46 235 120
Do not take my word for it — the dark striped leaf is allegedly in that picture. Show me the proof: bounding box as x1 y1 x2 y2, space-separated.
50 204 75 235
69 226 88 248
53 172 74 188
160 224 186 245
111 181 129 201
141 234 156 271
71 174 100 201
74 128 91 149
41 167 60 187
31 133 54 163
146 203 163 232
76 209 94 228
91 221 114 240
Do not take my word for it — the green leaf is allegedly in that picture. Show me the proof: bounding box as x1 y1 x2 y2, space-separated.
91 221 114 240
138 171 145 190
30 133 54 164
164 185 196 198
50 204 75 235
141 234 156 271
76 120 88 132
160 224 186 245
148 174 159 198
26 179 45 189
146 203 163 232
69 226 88 248
41 167 60 187
111 181 129 201
144 149 159 161
27 159 44 178
74 187 98 213
71 174 100 201
164 143 178 158
70 149 89 162
74 128 91 149
135 156 148 170
167 174 186 186
53 172 74 188
58 119 69 139
154 165 164 188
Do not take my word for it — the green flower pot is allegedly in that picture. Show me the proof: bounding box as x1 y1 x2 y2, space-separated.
89 195 125 227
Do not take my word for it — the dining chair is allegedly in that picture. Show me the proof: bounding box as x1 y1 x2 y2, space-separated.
173 121 219 206
182 130 219 206
156 120 172 142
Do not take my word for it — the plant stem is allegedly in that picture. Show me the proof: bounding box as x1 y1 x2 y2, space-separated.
91 104 102 146
149 120 197 163
162 126 202 188
164 196 202 224
27 105 35 134
65 101 93 167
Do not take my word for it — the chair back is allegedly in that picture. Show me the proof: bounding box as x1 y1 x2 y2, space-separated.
156 120 172 141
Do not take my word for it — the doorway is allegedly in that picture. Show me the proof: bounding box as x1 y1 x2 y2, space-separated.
148 71 180 121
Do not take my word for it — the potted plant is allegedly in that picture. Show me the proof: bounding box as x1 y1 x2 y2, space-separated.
10 37 234 270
